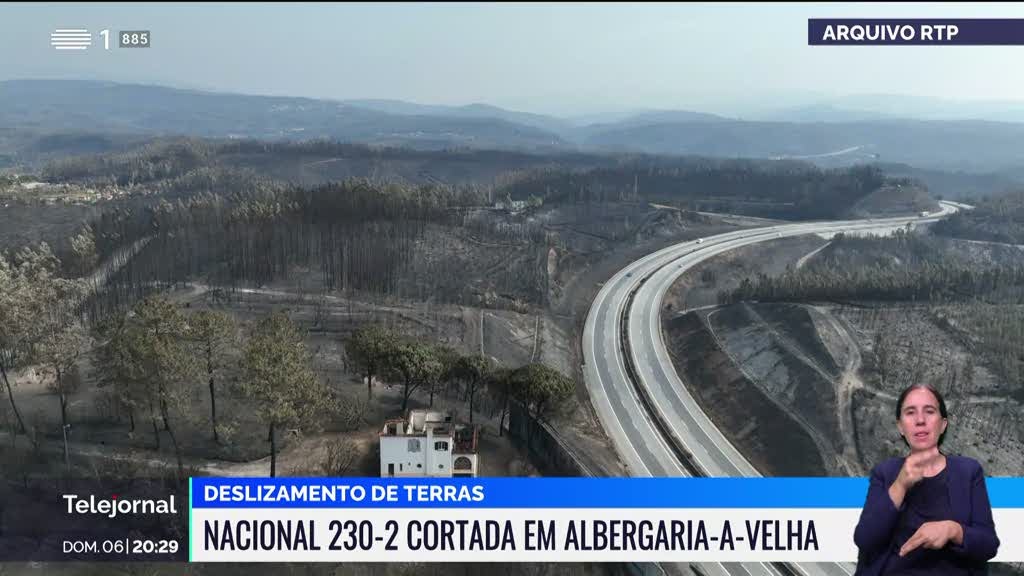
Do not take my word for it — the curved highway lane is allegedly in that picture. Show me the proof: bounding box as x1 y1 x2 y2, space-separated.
583 202 962 576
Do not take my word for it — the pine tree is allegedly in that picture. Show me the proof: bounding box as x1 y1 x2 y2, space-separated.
240 311 329 477
189 309 236 443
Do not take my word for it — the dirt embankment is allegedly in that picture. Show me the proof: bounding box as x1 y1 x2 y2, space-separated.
662 310 827 476
663 298 882 476
663 296 1024 478
661 295 1024 479
707 303 850 474
659 225 1024 478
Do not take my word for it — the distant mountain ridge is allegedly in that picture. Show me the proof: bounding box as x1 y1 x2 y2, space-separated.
0 79 568 151
343 98 576 135
3 79 1024 173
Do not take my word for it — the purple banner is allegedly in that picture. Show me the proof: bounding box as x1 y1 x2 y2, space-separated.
808 19 1024 45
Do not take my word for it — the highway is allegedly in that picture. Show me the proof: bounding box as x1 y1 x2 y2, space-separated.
582 201 961 576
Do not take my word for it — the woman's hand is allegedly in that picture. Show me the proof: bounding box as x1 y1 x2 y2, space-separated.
899 521 964 556
889 452 930 508
895 452 932 491
889 451 945 508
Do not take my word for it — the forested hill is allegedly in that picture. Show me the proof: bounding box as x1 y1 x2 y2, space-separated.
496 161 933 220
2 140 937 295
722 230 1024 306
932 189 1024 245
29 139 929 221
34 139 602 190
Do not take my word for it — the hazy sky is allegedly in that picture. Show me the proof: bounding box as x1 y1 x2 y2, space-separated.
3 2 1024 116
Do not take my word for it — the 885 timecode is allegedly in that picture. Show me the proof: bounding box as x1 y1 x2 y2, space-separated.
119 30 150 48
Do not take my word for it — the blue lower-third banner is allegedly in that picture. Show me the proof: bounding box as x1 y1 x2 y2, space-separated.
189 477 1024 563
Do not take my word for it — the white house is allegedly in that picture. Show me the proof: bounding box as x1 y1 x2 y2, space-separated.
379 410 479 478
493 199 528 212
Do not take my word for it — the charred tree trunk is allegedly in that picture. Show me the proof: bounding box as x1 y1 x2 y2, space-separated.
162 405 184 480
209 373 218 444
149 398 161 450
0 362 27 435
160 397 170 431
499 392 509 437
269 421 277 478
57 368 69 431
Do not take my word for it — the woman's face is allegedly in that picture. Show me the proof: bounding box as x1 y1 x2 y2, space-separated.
897 388 947 451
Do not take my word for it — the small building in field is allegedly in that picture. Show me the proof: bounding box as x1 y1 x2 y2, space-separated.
493 199 528 212
379 410 479 478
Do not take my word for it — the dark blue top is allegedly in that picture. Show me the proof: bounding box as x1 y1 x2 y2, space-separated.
853 455 1000 576
881 468 968 575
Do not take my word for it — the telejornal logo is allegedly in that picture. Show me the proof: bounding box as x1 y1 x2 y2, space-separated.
63 494 178 519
